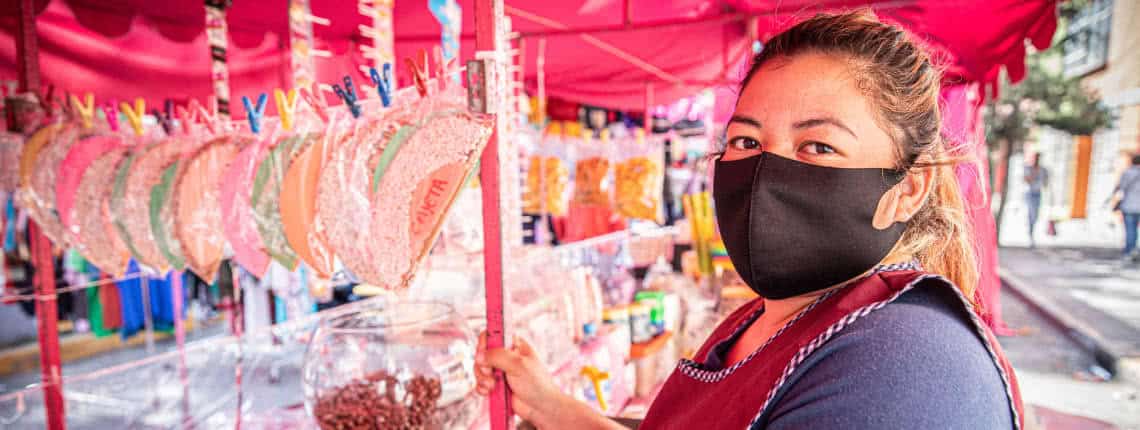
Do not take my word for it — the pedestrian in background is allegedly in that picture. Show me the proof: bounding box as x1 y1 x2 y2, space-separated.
1112 154 1140 261
1024 153 1049 248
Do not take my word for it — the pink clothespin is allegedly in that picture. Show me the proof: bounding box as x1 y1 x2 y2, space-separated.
175 100 200 135
101 101 120 132
300 82 330 123
405 49 430 98
195 96 220 134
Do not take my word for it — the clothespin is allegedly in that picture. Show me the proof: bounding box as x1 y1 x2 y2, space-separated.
405 50 429 97
37 84 56 117
433 46 447 92
194 97 220 135
300 82 329 123
101 101 120 132
120 98 146 136
332 76 361 118
152 99 175 136
242 93 268 134
369 63 393 107
274 88 299 132
175 101 198 135
69 93 95 129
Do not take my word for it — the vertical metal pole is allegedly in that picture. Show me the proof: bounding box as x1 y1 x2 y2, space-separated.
140 274 155 354
16 2 63 428
30 222 65 430
15 0 40 94
475 0 511 429
644 83 654 137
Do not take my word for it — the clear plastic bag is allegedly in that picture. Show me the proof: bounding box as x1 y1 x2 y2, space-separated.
572 130 612 208
0 132 24 194
280 114 340 279
220 120 281 277
26 121 94 246
173 129 254 282
251 119 320 271
613 131 664 222
366 84 493 289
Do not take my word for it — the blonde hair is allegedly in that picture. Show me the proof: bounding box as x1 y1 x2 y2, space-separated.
744 10 978 299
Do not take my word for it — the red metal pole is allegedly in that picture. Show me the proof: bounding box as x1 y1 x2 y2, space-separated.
30 222 65 430
15 0 41 94
475 0 512 429
644 83 654 138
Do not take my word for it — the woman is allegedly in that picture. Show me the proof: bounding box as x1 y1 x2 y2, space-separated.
1024 153 1048 248
476 12 1023 429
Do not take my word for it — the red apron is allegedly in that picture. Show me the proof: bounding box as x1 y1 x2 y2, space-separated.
640 267 1025 429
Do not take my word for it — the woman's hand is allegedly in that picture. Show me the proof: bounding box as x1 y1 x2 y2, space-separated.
475 332 566 425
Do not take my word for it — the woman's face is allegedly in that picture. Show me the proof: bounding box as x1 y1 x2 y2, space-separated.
724 52 934 231
723 52 896 169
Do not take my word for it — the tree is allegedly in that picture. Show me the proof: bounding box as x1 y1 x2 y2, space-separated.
983 3 1114 237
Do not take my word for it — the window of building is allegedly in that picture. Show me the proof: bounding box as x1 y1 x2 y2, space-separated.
1063 0 1113 78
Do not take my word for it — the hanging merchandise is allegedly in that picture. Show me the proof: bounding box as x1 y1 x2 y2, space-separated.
614 130 664 223
366 56 493 289
250 90 314 271
0 132 23 193
220 112 276 277
26 120 95 246
174 130 253 282
572 129 611 207
280 92 339 279
70 143 132 276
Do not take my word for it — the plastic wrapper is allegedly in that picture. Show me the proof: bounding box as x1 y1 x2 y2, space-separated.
614 132 664 222
116 134 175 270
524 125 571 216
280 118 339 279
316 106 396 285
173 134 252 282
25 122 92 246
367 96 491 289
220 122 279 277
0 132 23 193
56 134 119 237
572 132 612 207
70 145 133 276
251 123 320 270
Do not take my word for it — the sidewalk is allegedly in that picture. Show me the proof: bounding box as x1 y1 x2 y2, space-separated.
999 246 1140 383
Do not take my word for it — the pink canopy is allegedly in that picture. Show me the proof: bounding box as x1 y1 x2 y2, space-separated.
1 0 1056 113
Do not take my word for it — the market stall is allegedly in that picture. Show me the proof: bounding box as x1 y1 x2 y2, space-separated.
0 0 1059 429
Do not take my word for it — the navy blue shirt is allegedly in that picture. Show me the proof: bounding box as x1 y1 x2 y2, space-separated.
705 285 1015 429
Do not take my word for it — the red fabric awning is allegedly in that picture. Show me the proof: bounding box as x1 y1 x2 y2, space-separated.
0 0 1058 114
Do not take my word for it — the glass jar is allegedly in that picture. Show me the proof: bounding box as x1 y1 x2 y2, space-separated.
302 301 482 430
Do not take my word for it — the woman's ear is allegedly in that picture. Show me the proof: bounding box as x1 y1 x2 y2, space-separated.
872 168 935 229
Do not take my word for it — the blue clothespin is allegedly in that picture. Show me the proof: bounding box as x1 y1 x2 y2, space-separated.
332 75 362 118
242 93 268 134
369 63 393 107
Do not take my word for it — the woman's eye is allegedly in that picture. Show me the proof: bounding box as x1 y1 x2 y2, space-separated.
728 136 761 151
801 141 836 155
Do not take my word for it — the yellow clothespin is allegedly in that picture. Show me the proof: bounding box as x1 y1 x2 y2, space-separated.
599 129 611 144
120 98 146 136
274 88 299 132
580 366 611 411
635 128 646 145
69 93 95 129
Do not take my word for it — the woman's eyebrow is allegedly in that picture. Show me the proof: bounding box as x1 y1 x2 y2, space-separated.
793 117 857 138
729 115 762 129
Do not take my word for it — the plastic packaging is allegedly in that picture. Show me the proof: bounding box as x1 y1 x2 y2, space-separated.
173 133 252 282
26 121 92 245
220 121 279 277
280 116 340 279
365 84 493 289
251 121 320 270
572 130 612 207
70 144 132 276
0 132 22 193
613 130 663 222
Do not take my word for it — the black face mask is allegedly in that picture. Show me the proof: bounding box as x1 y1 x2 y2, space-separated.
713 152 908 299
